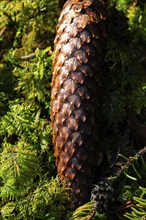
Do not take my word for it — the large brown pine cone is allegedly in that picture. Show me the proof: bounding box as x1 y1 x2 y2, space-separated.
51 0 108 208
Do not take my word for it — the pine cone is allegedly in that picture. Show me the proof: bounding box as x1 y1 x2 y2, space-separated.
51 0 108 208
90 178 114 213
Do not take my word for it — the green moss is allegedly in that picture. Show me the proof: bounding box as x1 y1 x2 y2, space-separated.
0 0 146 219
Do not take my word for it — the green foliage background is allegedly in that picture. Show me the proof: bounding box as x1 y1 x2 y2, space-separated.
0 0 146 219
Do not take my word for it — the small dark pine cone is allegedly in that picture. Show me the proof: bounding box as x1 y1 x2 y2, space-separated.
90 178 114 213
51 0 109 208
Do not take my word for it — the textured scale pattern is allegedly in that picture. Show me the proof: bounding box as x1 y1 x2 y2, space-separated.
51 0 108 207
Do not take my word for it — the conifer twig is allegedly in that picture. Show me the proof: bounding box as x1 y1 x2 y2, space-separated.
109 146 146 180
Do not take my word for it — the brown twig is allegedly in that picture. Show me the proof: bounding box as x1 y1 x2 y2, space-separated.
117 201 132 212
133 0 138 7
110 146 121 168
20 53 35 60
87 207 96 220
0 27 6 37
117 200 144 212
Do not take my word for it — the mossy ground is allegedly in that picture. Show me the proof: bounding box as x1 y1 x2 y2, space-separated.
0 0 146 219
